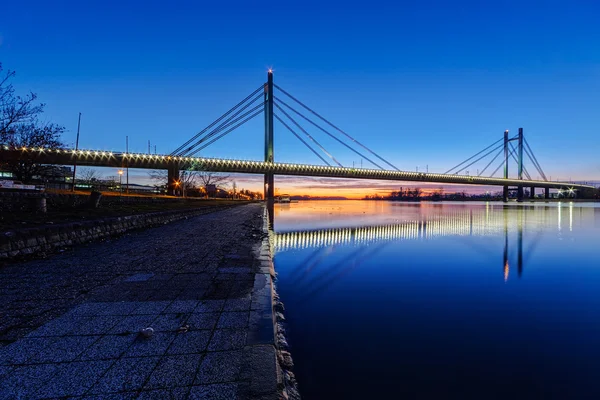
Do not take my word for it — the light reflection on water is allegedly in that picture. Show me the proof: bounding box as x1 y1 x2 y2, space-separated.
272 201 600 400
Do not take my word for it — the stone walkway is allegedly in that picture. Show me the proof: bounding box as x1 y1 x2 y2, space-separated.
0 203 280 399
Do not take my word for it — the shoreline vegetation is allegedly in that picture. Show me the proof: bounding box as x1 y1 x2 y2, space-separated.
281 187 599 202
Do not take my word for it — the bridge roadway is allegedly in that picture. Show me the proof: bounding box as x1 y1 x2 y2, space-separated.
1 148 595 193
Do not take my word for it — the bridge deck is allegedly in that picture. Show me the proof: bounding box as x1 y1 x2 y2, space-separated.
1 148 594 191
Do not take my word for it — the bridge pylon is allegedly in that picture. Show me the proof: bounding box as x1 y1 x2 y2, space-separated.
264 70 274 201
503 128 525 202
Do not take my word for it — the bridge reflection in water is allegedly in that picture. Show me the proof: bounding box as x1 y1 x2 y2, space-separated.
270 202 589 283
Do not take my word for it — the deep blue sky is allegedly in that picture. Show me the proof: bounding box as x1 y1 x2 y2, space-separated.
1 0 599 192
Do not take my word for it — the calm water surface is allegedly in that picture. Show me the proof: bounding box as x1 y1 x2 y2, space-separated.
272 200 600 400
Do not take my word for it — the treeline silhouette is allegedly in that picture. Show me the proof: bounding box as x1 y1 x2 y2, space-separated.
363 187 504 201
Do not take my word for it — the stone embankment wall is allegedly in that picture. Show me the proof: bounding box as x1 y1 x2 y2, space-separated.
0 206 231 260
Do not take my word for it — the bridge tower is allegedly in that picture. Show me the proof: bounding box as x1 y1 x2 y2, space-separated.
502 128 525 202
517 127 524 202
264 70 274 201
503 130 509 202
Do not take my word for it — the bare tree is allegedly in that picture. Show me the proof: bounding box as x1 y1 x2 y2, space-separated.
147 165 230 196
196 171 230 189
77 168 100 184
0 64 65 183
1 123 65 183
0 64 44 136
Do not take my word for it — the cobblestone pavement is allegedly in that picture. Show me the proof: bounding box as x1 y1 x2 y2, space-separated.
0 203 280 399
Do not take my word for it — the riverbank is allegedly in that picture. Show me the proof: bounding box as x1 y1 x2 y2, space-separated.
0 203 287 399
0 189 250 230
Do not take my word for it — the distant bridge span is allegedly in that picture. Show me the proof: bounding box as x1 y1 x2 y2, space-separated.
1 148 595 195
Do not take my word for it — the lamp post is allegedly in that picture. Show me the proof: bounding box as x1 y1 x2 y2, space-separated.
174 180 180 197
118 170 123 196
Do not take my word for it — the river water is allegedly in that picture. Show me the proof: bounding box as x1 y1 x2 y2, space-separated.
272 200 600 399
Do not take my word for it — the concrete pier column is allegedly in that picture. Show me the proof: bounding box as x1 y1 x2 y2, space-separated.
167 163 180 196
517 186 524 202
530 186 535 199
545 187 550 199
503 186 509 202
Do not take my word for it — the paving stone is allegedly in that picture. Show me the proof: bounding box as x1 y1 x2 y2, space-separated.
124 273 155 282
195 350 242 385
24 313 83 337
87 356 160 394
217 311 250 329
144 354 203 389
163 300 199 314
0 338 41 364
223 296 252 312
80 393 138 400
109 314 158 334
0 204 273 398
69 302 111 316
68 315 125 335
186 312 220 331
0 363 61 399
194 300 225 313
34 360 113 398
218 267 251 273
0 365 12 380
166 330 212 355
94 301 139 316
122 332 176 357
78 334 137 360
247 345 279 396
151 313 190 332
27 335 100 363
188 383 240 399
137 387 190 399
129 301 172 315
208 329 248 351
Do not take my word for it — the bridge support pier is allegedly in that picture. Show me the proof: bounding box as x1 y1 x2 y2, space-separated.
530 186 535 199
503 186 509 202
167 163 180 196
517 186 524 202
545 187 550 199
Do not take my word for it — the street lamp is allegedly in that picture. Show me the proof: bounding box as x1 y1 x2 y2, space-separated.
118 170 123 195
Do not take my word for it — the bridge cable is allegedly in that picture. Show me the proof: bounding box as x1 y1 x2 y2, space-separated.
478 147 505 176
273 114 331 166
444 138 504 174
274 83 400 171
523 137 545 175
178 94 263 156
452 143 504 175
189 104 264 154
274 97 385 170
508 142 532 180
187 109 264 157
522 146 543 180
171 85 263 155
523 146 546 181
490 144 518 178
178 94 263 157
524 138 548 180
273 102 343 167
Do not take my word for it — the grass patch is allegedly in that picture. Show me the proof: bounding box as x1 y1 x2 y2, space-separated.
1 192 252 231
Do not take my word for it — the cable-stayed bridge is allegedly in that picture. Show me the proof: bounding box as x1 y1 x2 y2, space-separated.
1 71 596 199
